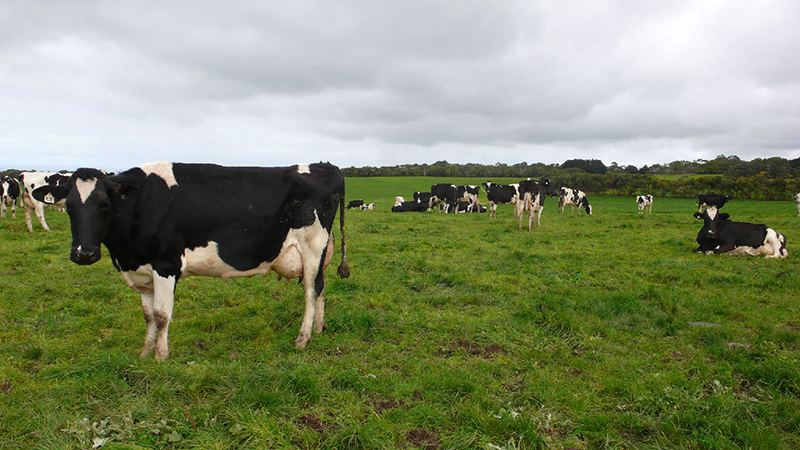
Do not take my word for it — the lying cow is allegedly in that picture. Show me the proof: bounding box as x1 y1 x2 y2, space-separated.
1 176 20 219
455 202 487 213
33 162 350 361
346 199 364 209
636 195 653 214
693 207 787 259
360 203 375 210
559 187 592 215
697 194 730 212
392 200 428 212
20 171 72 231
483 181 520 219
413 191 433 211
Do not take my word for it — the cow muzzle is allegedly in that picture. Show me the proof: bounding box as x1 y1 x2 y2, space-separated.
71 246 101 265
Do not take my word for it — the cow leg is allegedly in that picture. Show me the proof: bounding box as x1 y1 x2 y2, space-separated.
535 206 543 227
140 291 158 358
295 231 329 348
33 201 50 231
152 273 177 361
0 201 5 219
9 201 14 219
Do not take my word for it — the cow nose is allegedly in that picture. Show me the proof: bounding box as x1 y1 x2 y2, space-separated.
71 247 100 265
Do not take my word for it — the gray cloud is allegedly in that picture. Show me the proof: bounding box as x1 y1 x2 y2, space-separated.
1 0 799 172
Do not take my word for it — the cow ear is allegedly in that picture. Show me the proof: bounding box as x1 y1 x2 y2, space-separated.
112 183 138 200
719 213 730 220
32 185 70 204
693 212 703 220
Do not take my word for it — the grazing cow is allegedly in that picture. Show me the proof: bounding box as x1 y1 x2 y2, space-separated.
430 183 458 213
693 207 787 259
456 185 480 207
482 181 520 219
558 187 592 215
697 194 730 212
1 176 20 219
360 203 375 210
346 199 364 210
517 179 557 230
636 195 653 214
20 171 72 231
392 200 428 212
413 191 433 211
795 193 799 216
32 162 350 360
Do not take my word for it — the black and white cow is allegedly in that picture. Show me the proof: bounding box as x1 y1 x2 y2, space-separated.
517 179 557 230
359 203 375 210
392 200 428 212
558 187 592 215
693 207 787 258
636 195 653 214
430 183 458 213
33 162 350 361
1 176 20 219
456 185 480 207
346 199 364 210
413 191 433 211
20 171 73 231
482 181 520 219
794 193 799 216
697 194 730 212
455 202 487 213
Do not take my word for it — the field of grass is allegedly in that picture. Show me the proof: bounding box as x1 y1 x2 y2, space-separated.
1 176 799 449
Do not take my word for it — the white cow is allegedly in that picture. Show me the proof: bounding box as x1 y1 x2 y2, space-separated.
636 195 653 214
20 171 72 231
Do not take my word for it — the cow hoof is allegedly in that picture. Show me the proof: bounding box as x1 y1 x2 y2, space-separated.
294 335 310 348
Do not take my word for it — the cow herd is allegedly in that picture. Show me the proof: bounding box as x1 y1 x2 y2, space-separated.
0 165 794 360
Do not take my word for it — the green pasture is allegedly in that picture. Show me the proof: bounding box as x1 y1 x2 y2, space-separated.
1 177 799 449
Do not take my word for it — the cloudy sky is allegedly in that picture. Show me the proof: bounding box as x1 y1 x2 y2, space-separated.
2 1 799 172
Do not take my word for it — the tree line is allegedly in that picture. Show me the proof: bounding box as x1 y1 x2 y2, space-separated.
342 155 800 201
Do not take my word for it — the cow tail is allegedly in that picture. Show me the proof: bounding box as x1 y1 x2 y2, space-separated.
337 191 351 279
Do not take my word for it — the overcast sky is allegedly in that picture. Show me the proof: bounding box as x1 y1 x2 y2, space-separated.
2 1 799 172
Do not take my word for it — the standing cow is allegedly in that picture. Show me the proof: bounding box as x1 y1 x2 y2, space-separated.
33 162 350 360
1 176 20 219
517 179 557 230
636 195 653 214
483 181 520 219
795 193 799 216
430 183 458 213
558 187 592 215
693 207 787 258
20 171 72 231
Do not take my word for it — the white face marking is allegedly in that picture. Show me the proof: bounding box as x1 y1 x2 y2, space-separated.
707 207 718 220
296 164 311 174
76 178 98 204
140 162 178 187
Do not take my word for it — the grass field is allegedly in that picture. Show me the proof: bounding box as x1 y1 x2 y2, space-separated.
1 176 799 449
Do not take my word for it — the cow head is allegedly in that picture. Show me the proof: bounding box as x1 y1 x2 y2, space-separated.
693 207 730 240
32 168 137 265
539 179 558 197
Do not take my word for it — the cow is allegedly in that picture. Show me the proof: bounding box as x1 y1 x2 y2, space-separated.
795 193 799 216
517 179 557 230
32 162 350 361
455 202 487 213
558 187 592 215
697 194 730 212
456 185 480 207
430 183 458 213
20 171 73 231
1 176 20 219
359 203 375 210
636 195 653 214
413 191 433 211
394 196 405 207
391 200 428 212
346 199 364 210
693 207 787 259
482 181 520 219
